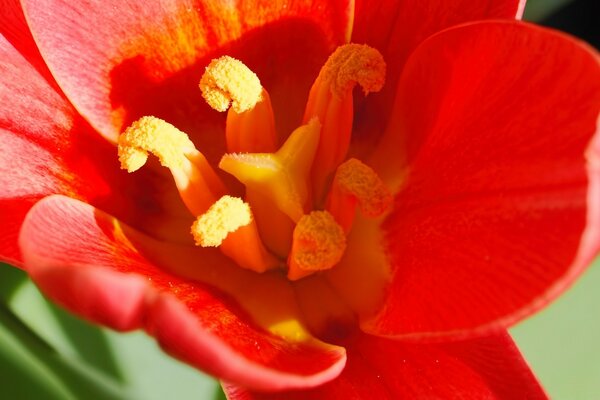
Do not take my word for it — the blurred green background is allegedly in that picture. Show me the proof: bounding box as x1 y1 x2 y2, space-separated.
1 0 598 398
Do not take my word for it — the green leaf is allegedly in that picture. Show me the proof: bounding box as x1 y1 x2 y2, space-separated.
0 304 127 400
214 385 228 400
47 302 125 382
0 263 27 303
0 309 76 400
524 0 576 21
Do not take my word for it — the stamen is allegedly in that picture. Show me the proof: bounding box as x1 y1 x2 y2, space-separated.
191 195 252 247
326 158 393 232
200 56 278 153
118 116 195 172
219 118 321 222
191 195 281 273
287 211 346 281
200 56 262 113
318 44 386 98
118 116 226 217
303 44 386 204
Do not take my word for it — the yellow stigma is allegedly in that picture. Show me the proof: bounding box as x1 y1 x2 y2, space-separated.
200 56 262 113
118 116 195 172
288 211 346 281
334 158 393 217
219 118 321 222
191 195 252 247
320 43 386 98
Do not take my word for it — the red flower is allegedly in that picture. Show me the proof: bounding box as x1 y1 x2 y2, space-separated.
1 0 599 398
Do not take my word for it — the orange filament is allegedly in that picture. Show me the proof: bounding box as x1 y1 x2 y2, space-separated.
220 219 282 273
287 211 346 281
219 118 321 222
225 88 278 153
303 44 386 204
118 116 225 216
327 158 392 233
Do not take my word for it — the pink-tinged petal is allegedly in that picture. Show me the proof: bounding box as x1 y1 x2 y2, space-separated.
350 0 524 152
365 21 600 338
0 0 55 83
223 331 547 399
22 0 352 148
19 195 346 391
0 7 79 265
0 13 190 264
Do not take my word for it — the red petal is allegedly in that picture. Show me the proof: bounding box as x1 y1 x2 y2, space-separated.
353 0 523 70
19 195 346 391
366 22 600 337
350 0 524 152
21 0 352 147
223 331 546 399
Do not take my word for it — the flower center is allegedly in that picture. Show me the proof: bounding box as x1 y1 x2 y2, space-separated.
117 43 391 282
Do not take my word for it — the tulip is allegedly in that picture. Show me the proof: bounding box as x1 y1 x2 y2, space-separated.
1 0 599 397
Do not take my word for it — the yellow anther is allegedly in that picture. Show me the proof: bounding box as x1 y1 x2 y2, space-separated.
334 158 393 217
191 196 252 247
118 116 195 172
320 44 386 98
200 56 262 113
219 118 321 222
288 211 346 281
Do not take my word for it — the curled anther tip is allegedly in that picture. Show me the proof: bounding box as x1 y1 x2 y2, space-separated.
199 56 263 113
191 195 252 247
334 158 393 217
321 43 386 97
117 116 195 172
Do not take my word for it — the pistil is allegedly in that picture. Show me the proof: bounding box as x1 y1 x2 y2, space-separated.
219 118 321 222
